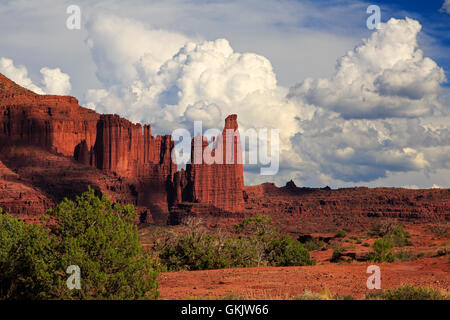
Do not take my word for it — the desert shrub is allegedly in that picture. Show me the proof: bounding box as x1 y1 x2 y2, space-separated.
369 220 411 247
295 288 355 300
223 236 264 268
159 223 258 271
159 233 229 271
267 235 315 267
1 188 159 300
436 247 449 257
0 214 56 299
428 219 449 238
235 215 314 267
335 229 347 238
368 221 410 247
394 249 422 262
159 214 315 270
330 247 344 263
365 285 448 300
303 240 323 251
234 214 275 237
295 290 328 300
383 225 411 247
368 239 395 262
46 187 159 300
368 220 392 237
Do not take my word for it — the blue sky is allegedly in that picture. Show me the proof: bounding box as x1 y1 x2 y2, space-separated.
0 0 449 188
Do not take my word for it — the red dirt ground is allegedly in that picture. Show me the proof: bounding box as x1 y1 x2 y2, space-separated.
157 223 449 300
158 256 449 300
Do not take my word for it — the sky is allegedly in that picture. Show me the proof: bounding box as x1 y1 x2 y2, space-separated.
0 0 449 189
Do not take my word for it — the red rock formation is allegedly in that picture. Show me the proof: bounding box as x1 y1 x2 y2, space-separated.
0 157 53 220
173 114 244 212
0 73 243 220
240 184 450 233
0 73 99 155
1 72 448 231
0 74 172 217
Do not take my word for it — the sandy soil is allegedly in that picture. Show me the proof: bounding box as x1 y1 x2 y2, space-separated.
158 224 449 300
159 256 449 300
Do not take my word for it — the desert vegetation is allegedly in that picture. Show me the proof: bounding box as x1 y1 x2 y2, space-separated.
0 189 448 301
0 188 158 300
365 285 449 300
154 214 316 271
0 191 316 300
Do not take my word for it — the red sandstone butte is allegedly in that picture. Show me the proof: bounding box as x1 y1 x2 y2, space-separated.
0 73 244 221
0 73 449 228
173 114 245 212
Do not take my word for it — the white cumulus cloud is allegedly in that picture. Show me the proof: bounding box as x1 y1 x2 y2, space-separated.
289 18 447 119
82 14 450 188
85 14 192 86
0 57 71 95
40 67 71 95
0 57 45 94
290 114 449 183
85 15 300 151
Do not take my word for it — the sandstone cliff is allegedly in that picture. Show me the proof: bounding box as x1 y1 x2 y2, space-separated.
1 73 448 230
0 73 245 220
173 114 244 212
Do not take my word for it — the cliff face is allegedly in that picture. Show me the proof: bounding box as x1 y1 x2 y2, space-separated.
91 115 175 177
0 73 449 228
0 74 99 155
0 73 244 220
174 114 244 211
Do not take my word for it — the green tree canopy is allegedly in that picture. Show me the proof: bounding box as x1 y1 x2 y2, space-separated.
0 187 159 300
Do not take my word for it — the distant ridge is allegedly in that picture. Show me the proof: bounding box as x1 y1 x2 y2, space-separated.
0 73 37 97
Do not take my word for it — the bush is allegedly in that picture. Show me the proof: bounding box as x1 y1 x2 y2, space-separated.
383 224 411 247
158 214 315 270
0 187 159 300
295 290 327 300
369 221 410 247
303 240 323 251
48 187 159 299
235 215 314 267
267 235 315 267
0 214 55 299
159 233 229 271
223 237 264 268
234 214 275 237
330 247 344 263
428 220 449 238
436 247 449 257
295 288 355 300
368 239 395 262
335 229 347 238
394 249 422 262
365 285 448 300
